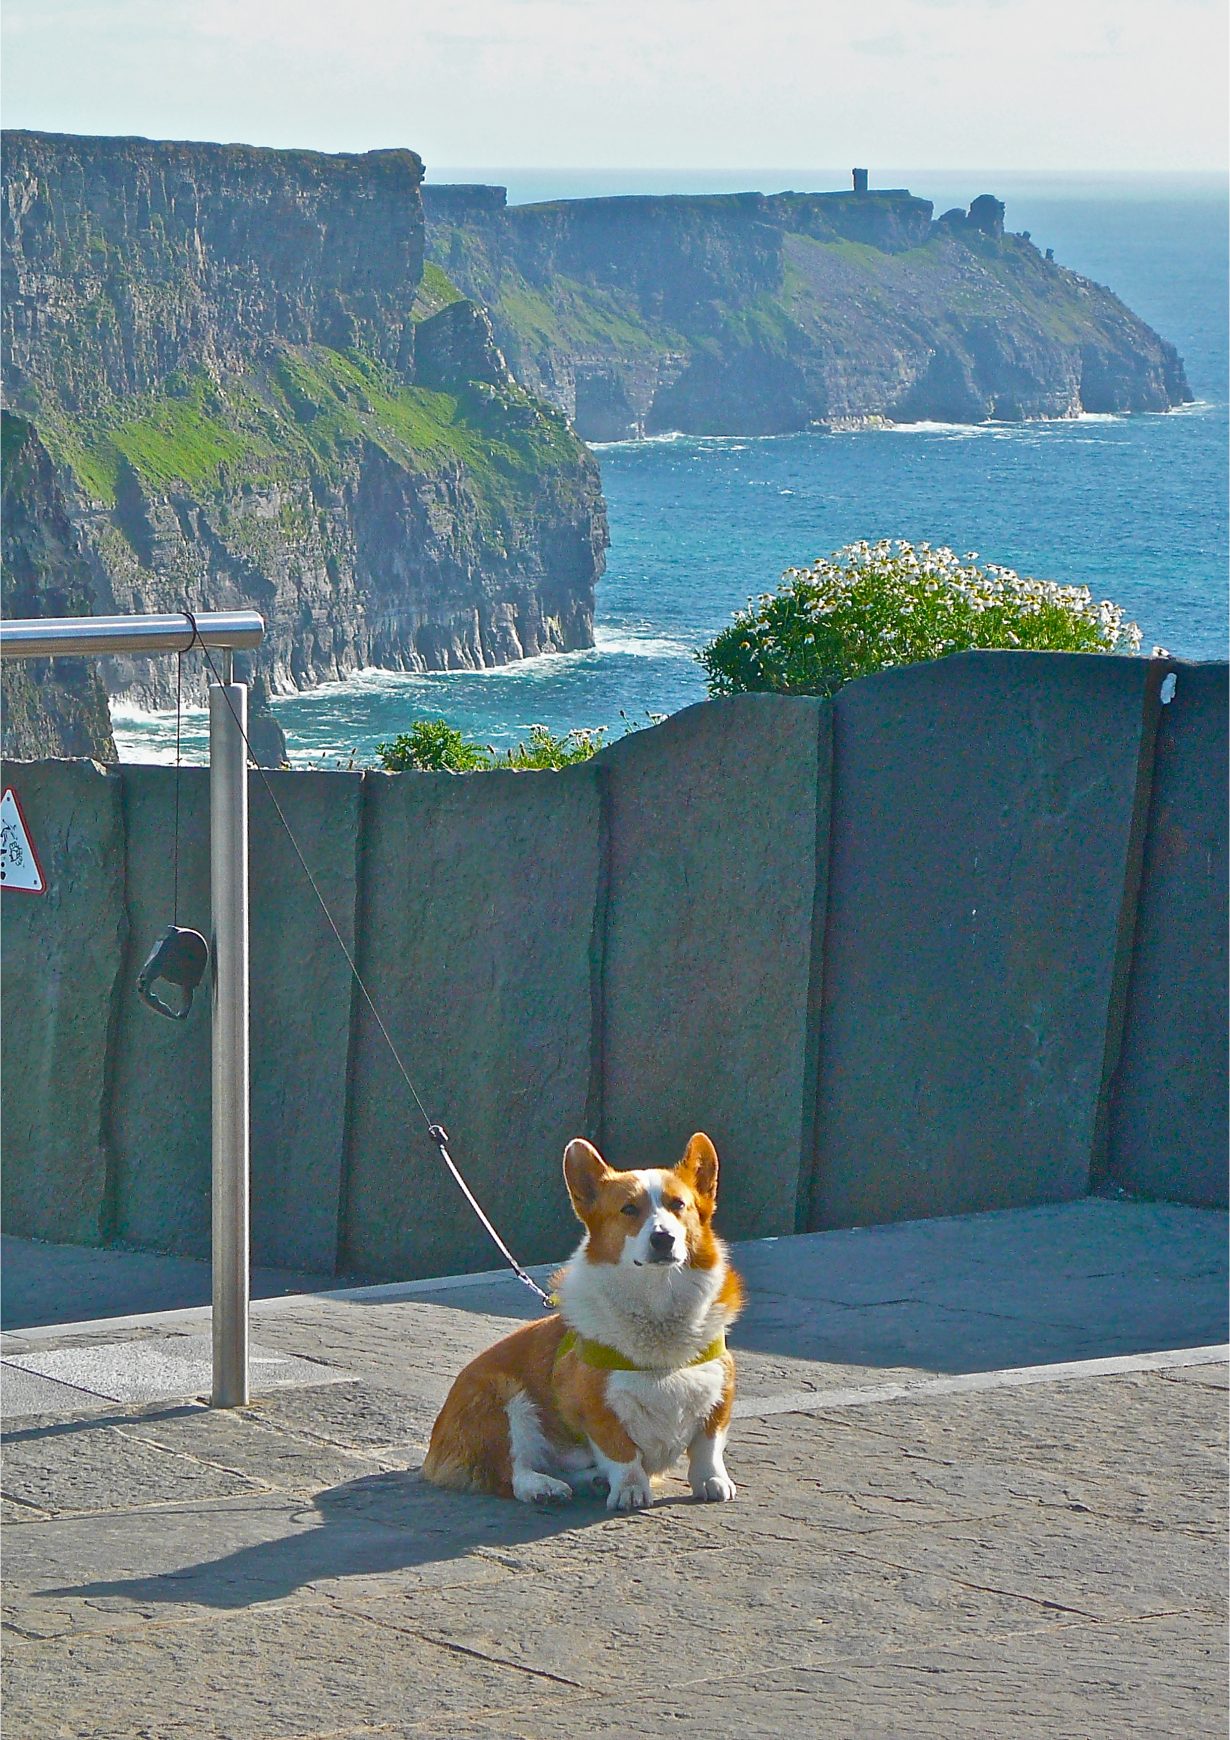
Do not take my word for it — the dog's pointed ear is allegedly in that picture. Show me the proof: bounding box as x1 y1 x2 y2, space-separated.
564 1138 613 1217
679 1132 719 1207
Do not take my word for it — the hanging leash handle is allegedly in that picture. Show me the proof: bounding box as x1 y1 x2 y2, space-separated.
136 924 210 1021
425 1125 556 1312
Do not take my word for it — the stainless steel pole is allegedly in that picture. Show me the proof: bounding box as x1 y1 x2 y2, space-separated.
209 673 250 1407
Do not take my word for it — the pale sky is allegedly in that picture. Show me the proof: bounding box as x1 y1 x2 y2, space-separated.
2 0 1225 174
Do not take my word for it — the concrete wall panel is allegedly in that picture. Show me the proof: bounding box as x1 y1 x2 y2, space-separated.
1108 662 1229 1207
811 651 1155 1229
0 758 126 1243
597 696 831 1239
247 769 363 1270
341 766 602 1282
108 766 364 1269
108 765 213 1256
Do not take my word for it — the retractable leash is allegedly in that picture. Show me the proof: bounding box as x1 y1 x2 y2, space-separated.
191 618 556 1314
425 1125 556 1311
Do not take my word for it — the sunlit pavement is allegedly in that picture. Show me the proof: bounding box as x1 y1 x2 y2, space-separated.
3 1199 1226 1739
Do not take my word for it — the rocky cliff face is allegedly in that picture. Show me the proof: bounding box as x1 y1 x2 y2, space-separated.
1 412 116 759
423 185 1192 441
2 132 607 712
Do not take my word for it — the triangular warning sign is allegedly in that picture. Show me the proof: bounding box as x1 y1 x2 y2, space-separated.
1 787 46 894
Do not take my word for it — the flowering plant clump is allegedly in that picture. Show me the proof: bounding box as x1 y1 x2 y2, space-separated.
698 540 1143 699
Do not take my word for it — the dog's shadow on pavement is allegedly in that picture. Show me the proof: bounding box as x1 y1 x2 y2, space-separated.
44 1468 665 1612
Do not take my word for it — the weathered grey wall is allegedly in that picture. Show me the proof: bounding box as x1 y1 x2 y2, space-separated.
1108 663 1229 1207
101 767 364 1271
2 653 1224 1285
807 652 1169 1229
341 765 603 1282
107 765 212 1257
0 759 126 1244
597 696 831 1237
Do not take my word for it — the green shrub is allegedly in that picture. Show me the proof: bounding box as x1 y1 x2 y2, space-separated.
377 719 493 772
497 724 605 768
376 719 604 773
698 539 1143 699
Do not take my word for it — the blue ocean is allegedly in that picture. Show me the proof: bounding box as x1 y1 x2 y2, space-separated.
112 171 1228 765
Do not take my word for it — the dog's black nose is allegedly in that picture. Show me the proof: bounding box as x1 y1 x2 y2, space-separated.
649 1227 675 1253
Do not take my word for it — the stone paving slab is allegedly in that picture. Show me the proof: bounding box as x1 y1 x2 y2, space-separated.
3 1369 1226 1737
2 1201 1226 1740
1 1335 344 1418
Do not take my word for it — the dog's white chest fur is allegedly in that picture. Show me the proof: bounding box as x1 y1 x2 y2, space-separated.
605 1361 728 1474
555 1246 733 1477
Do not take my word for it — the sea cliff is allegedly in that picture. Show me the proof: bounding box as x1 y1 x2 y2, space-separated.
1 412 116 759
424 183 1192 441
1 132 608 715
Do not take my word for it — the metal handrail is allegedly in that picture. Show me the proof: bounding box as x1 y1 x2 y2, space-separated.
0 609 263 660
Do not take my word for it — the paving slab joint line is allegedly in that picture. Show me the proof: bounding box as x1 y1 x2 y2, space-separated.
732 1343 1229 1418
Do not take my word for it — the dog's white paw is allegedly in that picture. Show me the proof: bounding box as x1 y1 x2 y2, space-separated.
607 1468 653 1511
512 1470 574 1505
692 1474 737 1503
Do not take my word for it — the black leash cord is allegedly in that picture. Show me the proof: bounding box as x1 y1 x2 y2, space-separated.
192 618 555 1313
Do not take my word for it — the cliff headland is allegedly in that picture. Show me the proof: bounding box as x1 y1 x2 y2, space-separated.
0 141 1194 753
424 180 1192 441
1 131 608 715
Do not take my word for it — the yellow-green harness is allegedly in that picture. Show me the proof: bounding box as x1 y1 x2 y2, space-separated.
555 1327 727 1372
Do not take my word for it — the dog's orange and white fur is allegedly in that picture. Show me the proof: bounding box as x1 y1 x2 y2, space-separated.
422 1133 743 1511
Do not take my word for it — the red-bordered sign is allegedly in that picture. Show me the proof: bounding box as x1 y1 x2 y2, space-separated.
1 786 47 894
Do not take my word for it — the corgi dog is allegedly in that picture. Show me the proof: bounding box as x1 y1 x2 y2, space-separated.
422 1132 743 1511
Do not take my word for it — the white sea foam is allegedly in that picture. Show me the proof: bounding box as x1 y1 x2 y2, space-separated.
588 430 690 451
110 698 208 724
298 632 693 682
592 627 694 659
877 420 987 437
863 411 1139 437
110 727 209 766
111 697 211 766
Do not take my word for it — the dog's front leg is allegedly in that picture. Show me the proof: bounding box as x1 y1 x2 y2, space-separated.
688 1384 736 1502
583 1412 652 1511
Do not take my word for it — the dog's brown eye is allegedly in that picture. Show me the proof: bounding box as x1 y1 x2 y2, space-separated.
621 1202 639 1217
665 1198 685 1213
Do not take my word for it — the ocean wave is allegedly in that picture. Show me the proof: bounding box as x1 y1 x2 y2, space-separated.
1168 398 1218 416
595 430 778 453
269 636 693 702
869 412 1135 436
110 730 208 766
110 698 209 724
593 627 694 659
588 430 692 451
270 646 606 705
877 420 987 438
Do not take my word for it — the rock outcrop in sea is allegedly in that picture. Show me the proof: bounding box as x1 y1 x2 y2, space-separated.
423 181 1192 441
1 131 609 734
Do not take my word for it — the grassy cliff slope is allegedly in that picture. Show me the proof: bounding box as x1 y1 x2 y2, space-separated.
423 186 1191 440
2 132 608 712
